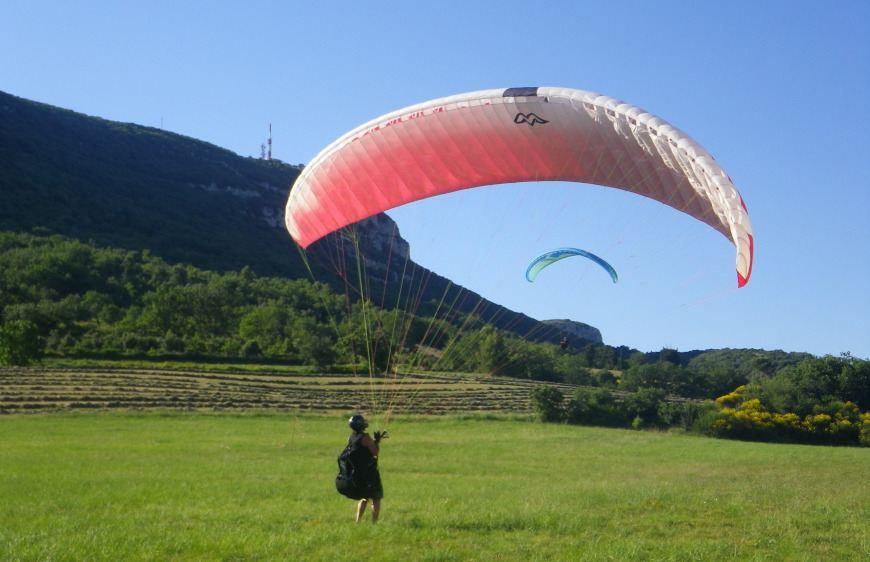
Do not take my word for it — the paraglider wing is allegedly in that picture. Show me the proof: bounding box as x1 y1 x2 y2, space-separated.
285 87 753 287
526 248 619 283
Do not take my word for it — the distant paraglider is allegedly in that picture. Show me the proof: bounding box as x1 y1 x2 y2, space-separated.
285 87 753 287
525 247 618 284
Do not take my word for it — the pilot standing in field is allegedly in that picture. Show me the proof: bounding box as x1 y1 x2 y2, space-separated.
345 414 385 523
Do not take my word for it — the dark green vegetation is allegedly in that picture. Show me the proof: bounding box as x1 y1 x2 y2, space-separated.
0 90 304 278
0 231 341 365
0 231 604 374
529 351 870 447
2 414 868 561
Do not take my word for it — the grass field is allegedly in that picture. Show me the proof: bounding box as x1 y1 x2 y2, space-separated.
2 412 867 561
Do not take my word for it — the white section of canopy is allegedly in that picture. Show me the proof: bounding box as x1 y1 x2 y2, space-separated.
285 87 753 286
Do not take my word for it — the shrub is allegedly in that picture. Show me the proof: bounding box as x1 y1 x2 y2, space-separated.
0 319 44 366
660 401 715 432
623 387 667 427
565 388 626 427
529 385 565 423
859 413 870 446
708 388 868 446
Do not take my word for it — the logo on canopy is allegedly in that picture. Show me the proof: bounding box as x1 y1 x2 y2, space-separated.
514 113 549 126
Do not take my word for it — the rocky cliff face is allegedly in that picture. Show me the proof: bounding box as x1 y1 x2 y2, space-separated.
357 214 411 260
543 319 603 345
311 213 414 287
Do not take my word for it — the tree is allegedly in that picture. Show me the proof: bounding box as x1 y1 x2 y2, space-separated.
238 300 292 357
476 325 507 373
0 320 43 366
624 388 667 427
628 351 648 368
837 353 870 411
558 356 593 385
529 385 565 422
292 315 337 369
658 347 681 366
565 387 625 427
619 362 678 392
766 354 870 416
750 355 773 377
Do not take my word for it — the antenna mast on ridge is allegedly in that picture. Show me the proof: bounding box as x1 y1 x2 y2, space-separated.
266 124 272 161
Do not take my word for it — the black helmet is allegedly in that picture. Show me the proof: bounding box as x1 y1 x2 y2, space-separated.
349 414 368 432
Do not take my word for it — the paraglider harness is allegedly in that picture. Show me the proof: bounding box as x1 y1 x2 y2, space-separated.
335 430 387 500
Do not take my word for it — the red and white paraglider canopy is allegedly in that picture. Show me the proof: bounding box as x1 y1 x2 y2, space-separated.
285 87 753 287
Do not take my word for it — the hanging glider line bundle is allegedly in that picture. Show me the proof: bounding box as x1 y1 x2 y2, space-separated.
285 87 753 288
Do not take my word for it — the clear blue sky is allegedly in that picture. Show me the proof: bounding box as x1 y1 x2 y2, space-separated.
2 1 868 358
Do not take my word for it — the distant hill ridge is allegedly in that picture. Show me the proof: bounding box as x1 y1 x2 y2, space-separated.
0 90 601 346
0 89 303 277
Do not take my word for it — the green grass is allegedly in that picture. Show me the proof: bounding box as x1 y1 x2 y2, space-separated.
1 412 868 561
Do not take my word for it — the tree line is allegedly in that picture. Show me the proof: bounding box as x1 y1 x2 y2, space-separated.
0 231 665 376
3 231 867 446
0 231 341 367
529 350 870 447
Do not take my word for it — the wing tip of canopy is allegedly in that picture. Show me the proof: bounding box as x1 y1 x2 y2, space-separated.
737 233 754 288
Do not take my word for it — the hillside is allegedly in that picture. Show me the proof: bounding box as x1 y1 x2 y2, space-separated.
0 90 303 277
0 90 596 346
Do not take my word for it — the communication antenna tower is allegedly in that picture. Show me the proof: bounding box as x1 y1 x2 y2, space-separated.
267 124 272 161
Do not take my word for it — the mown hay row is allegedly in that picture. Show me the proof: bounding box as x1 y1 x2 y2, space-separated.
1 367 536 414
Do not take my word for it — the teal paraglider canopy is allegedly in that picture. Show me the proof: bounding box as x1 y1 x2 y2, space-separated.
526 248 618 283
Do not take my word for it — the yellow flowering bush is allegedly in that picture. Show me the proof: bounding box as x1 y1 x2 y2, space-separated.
709 388 868 446
801 413 832 434
715 386 747 408
859 413 870 446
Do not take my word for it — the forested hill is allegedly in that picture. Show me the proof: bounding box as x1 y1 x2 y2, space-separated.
0 89 304 278
0 89 580 345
